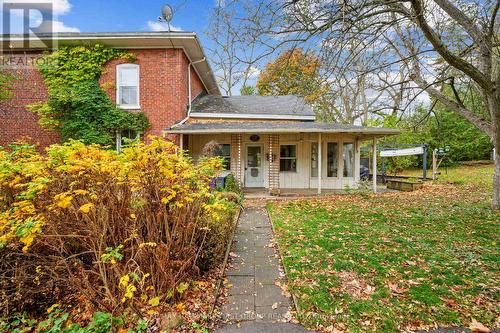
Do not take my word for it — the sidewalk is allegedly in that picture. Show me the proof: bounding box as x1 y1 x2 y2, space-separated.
214 206 312 333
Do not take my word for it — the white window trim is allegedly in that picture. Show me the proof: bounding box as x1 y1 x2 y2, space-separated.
280 143 298 173
116 63 140 109
116 130 141 153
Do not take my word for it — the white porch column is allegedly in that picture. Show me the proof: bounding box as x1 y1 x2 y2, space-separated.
372 137 378 193
268 135 280 195
116 130 122 153
230 134 243 184
318 133 322 195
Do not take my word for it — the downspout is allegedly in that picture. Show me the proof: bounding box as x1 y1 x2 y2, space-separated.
176 57 206 126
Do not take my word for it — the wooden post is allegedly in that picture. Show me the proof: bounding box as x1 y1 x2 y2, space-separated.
318 132 322 195
432 149 437 180
372 138 377 193
179 134 184 150
422 144 428 179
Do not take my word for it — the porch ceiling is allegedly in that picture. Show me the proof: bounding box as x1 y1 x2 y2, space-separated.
165 121 400 139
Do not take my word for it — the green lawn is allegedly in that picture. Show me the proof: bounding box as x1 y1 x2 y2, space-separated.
401 163 494 190
268 165 499 332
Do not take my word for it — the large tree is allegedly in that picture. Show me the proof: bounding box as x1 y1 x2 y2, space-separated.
205 0 262 96
242 0 499 209
256 48 330 104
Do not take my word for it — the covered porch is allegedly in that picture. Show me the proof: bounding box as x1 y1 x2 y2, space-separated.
166 122 399 195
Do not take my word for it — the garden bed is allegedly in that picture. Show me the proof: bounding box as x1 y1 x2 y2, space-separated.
0 139 241 332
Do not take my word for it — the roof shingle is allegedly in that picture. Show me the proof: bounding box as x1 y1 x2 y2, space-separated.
191 95 315 117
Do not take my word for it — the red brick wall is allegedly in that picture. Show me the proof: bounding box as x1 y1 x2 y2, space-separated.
0 48 206 149
0 55 60 149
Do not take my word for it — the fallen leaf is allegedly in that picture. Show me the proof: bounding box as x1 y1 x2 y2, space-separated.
272 302 278 309
469 319 490 333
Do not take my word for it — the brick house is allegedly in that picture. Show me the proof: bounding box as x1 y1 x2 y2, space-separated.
0 32 219 149
0 32 398 194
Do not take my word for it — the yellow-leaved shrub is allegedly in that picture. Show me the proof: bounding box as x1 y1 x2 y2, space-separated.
0 138 236 315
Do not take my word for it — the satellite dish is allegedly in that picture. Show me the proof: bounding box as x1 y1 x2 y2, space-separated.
160 4 173 23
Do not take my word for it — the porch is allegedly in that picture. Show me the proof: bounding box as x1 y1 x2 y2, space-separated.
243 186 397 199
166 121 399 194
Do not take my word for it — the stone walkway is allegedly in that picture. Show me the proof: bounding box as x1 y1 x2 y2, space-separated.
214 207 312 333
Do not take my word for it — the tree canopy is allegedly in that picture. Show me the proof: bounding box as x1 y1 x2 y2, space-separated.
256 48 329 104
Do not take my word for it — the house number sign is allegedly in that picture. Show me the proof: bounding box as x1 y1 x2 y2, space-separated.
250 135 260 142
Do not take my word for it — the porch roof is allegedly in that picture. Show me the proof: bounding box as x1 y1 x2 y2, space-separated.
165 121 399 138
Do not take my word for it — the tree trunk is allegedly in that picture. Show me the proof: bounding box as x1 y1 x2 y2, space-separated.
491 82 500 211
493 130 500 211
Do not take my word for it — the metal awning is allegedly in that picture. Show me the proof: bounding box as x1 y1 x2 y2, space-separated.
165 121 400 139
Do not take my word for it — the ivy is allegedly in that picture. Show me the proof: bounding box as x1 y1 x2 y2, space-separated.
29 44 149 146
0 71 14 101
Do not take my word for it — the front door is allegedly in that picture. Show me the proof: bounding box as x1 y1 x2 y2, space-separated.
245 144 264 187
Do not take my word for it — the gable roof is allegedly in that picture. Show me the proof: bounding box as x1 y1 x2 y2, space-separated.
190 95 316 120
0 32 220 95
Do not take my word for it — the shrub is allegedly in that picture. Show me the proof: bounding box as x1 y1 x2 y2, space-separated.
0 138 236 316
1 310 149 333
223 174 242 197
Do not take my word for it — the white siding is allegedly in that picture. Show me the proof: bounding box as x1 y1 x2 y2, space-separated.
187 132 361 190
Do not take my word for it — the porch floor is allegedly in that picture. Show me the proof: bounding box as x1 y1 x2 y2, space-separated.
243 186 395 199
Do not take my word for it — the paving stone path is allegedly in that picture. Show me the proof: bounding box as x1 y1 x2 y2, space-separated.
214 206 312 333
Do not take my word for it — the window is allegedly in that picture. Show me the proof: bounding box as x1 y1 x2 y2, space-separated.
215 144 231 170
116 129 140 152
280 145 297 172
343 143 355 177
311 142 318 177
117 64 140 108
327 142 338 177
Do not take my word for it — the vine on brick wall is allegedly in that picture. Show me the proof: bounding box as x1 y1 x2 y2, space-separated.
0 71 13 101
29 44 149 146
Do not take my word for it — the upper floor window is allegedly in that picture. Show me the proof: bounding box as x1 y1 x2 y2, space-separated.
116 64 140 109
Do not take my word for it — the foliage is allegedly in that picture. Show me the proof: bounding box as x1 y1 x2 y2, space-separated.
223 174 242 198
28 45 149 146
0 137 237 316
1 310 148 333
268 175 498 332
427 105 492 162
370 114 427 175
375 98 493 175
257 48 329 104
0 71 14 101
240 85 256 96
